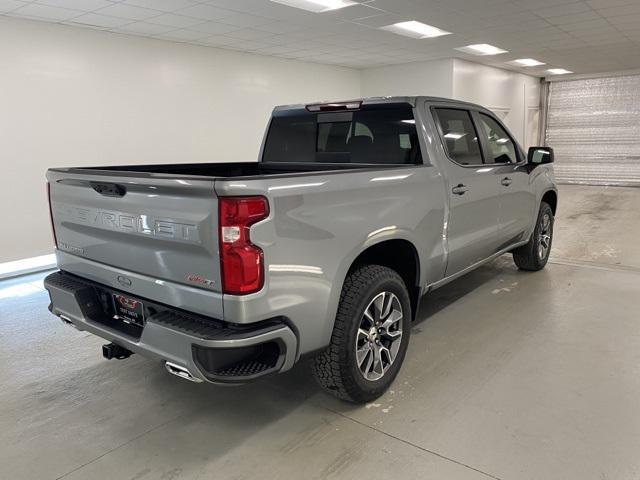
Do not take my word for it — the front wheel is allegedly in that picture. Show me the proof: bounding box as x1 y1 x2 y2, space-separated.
312 265 411 403
512 201 554 271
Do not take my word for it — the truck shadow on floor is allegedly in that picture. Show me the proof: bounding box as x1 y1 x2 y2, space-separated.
414 254 520 325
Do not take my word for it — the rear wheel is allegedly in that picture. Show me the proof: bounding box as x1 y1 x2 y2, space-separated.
512 202 554 271
312 265 411 403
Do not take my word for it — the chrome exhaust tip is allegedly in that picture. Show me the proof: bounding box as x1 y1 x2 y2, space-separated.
165 362 203 383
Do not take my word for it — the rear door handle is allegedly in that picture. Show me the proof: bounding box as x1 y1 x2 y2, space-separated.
501 177 512 187
452 184 469 195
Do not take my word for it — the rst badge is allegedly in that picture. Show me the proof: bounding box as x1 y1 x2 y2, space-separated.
186 274 216 289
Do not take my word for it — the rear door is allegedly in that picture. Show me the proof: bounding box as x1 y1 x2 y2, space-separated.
474 112 536 247
47 169 223 312
431 106 500 276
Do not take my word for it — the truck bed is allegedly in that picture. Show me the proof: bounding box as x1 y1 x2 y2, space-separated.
45 160 412 323
52 161 391 179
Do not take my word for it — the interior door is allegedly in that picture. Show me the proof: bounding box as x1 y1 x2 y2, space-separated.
474 112 536 247
431 107 500 276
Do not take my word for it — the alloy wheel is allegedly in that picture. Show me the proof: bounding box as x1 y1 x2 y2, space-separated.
538 213 552 260
355 291 403 381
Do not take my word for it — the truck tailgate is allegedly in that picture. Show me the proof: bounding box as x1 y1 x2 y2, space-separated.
47 169 223 316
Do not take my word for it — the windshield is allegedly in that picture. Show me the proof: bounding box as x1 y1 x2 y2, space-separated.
262 105 422 165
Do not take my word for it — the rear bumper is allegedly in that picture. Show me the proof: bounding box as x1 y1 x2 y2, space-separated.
44 271 298 384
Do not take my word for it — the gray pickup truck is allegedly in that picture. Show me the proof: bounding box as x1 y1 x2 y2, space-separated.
44 96 557 403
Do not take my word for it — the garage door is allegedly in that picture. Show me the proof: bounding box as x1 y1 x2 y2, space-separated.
545 75 640 186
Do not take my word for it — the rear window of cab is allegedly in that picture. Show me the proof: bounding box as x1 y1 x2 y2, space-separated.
263 105 423 165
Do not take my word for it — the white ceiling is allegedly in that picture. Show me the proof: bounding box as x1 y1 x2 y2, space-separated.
2 0 640 75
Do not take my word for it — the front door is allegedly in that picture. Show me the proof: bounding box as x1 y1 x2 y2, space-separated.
431 107 501 276
475 112 536 247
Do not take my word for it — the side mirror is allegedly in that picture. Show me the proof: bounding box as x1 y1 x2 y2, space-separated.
527 146 554 165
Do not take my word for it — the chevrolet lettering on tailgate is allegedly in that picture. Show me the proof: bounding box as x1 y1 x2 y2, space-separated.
54 203 200 243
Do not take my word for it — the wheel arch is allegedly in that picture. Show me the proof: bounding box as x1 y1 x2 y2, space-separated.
541 189 558 215
346 238 422 321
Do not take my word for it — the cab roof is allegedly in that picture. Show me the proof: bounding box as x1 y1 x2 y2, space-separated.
273 96 490 114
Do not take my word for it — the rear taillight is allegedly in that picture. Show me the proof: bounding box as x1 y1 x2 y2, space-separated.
47 182 58 248
218 196 269 295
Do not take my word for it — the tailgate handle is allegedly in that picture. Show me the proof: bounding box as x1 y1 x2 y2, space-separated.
90 182 126 197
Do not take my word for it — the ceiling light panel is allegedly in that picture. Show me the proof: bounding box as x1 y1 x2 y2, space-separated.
455 43 508 56
510 58 546 67
269 0 356 13
547 68 573 74
381 21 451 39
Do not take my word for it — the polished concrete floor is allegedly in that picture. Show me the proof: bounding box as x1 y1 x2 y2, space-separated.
1 184 639 480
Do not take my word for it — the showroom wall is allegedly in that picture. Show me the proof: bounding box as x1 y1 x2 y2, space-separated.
360 58 454 98
0 17 361 264
361 58 541 147
452 59 541 148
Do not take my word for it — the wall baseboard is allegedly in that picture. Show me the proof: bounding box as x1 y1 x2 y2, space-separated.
0 254 56 280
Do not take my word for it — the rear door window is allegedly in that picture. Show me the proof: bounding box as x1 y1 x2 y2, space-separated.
433 108 483 166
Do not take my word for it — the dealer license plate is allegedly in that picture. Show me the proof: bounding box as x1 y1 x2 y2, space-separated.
112 294 145 327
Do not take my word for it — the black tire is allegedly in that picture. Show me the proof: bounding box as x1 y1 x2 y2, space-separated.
312 265 411 403
512 201 554 271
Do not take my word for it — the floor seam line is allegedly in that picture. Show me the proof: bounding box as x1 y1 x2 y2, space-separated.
549 257 640 274
54 412 188 480
324 407 504 480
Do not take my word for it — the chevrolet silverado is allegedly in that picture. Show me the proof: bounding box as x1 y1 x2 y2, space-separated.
44 96 557 403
